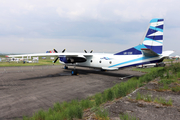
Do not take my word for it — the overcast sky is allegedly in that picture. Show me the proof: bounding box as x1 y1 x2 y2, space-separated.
0 0 179 55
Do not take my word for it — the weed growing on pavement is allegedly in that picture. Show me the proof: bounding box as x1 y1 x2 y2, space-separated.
119 113 139 120
158 79 175 85
80 99 93 109
171 86 180 92
136 92 152 102
95 93 102 106
136 92 143 100
106 89 114 101
135 92 173 106
177 72 180 78
95 107 109 120
53 102 62 112
167 98 173 106
33 109 46 120
145 94 152 102
66 104 83 119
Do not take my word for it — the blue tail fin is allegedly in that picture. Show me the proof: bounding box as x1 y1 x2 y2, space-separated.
114 18 164 55
142 18 164 54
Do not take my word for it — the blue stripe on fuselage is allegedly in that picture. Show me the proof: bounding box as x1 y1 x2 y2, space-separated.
116 59 160 69
108 56 156 68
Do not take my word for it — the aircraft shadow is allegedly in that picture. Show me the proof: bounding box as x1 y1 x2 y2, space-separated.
67 68 129 77
20 68 138 81
20 73 71 80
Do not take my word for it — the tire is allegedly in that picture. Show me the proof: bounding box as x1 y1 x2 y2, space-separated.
64 66 68 69
71 70 78 75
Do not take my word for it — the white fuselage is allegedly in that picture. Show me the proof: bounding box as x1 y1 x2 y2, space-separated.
60 53 161 70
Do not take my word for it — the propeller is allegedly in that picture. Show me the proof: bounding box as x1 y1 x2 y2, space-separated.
84 50 93 53
62 49 66 53
53 49 58 53
54 57 59 63
53 49 66 63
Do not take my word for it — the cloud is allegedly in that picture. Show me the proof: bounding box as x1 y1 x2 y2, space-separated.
0 0 179 55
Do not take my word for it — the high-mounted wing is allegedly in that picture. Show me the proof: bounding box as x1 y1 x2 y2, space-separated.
7 52 93 64
8 53 93 58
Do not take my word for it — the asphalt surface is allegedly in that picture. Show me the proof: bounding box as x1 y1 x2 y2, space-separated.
0 65 144 120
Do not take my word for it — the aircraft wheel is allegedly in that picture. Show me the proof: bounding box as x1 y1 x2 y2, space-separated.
101 69 106 71
64 66 68 69
71 70 78 75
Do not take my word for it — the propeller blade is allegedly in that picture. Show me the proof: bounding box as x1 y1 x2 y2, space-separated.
84 50 87 53
54 57 59 63
53 49 58 53
62 49 66 53
90 50 93 53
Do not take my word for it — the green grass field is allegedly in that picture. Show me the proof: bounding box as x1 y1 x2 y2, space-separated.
163 59 174 62
0 55 60 67
132 67 164 73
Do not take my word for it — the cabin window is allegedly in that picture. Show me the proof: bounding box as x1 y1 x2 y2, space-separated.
90 60 93 63
109 61 112 64
99 61 101 63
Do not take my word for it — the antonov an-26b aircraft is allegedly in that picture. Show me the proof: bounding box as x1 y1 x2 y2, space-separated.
8 18 174 75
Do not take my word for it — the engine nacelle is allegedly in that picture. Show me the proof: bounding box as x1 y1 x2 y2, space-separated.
60 55 86 63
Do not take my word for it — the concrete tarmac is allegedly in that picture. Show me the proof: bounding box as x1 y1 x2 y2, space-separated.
0 65 144 120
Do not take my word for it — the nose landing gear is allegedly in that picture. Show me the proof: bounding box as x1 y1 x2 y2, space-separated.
64 65 68 69
71 70 78 75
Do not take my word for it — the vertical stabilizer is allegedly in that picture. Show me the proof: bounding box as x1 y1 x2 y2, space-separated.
114 18 164 55
142 18 164 54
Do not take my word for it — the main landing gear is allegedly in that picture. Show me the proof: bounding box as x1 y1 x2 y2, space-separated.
64 65 78 75
71 64 78 75
71 70 78 75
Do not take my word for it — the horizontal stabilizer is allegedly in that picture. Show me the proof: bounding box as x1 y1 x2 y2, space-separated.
161 50 174 57
141 48 159 57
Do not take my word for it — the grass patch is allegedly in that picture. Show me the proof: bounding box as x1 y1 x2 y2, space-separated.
154 97 173 106
119 113 139 120
136 92 152 102
158 79 175 85
171 86 180 92
80 99 93 109
135 92 172 106
95 107 109 120
163 59 174 62
0 58 60 67
177 72 180 78
132 67 164 73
